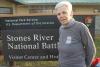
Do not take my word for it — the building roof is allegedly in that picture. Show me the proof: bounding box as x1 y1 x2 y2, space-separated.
15 0 100 5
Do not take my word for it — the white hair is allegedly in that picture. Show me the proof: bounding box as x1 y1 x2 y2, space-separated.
55 1 72 12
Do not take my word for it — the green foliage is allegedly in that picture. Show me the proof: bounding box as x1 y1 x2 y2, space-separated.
16 61 58 67
95 35 100 57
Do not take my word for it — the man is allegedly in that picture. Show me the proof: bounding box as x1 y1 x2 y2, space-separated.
55 1 96 67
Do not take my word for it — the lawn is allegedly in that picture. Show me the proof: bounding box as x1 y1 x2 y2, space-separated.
95 35 100 57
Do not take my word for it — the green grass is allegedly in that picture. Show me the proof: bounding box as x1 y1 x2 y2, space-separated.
16 61 58 67
95 35 100 57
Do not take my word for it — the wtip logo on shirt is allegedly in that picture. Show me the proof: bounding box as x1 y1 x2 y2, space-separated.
65 36 72 44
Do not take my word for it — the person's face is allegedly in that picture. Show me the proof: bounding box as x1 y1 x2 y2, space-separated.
56 5 72 25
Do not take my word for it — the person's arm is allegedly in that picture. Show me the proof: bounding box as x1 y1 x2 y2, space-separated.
80 23 96 67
